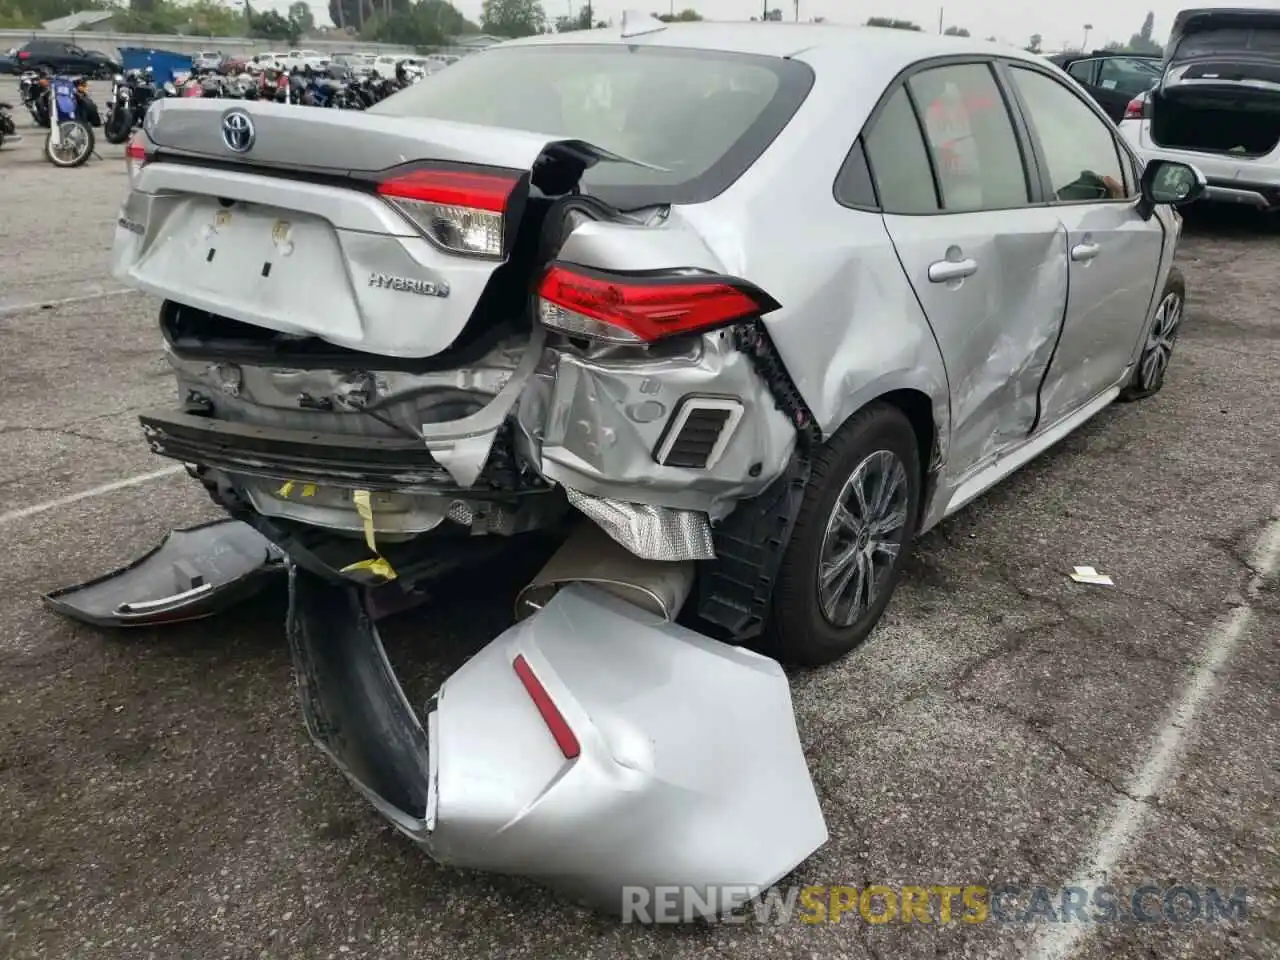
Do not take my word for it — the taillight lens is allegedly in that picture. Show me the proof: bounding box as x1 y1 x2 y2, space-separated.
536 264 780 344
1124 95 1148 120
125 135 151 181
375 164 522 259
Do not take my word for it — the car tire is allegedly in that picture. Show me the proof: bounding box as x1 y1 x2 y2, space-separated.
764 401 922 667
1119 267 1186 402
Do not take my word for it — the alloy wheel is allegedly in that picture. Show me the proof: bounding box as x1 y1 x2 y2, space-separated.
816 449 910 628
1139 290 1183 391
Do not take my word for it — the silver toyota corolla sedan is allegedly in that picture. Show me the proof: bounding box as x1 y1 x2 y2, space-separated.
104 19 1205 913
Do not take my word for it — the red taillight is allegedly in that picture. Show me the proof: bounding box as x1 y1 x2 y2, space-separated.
375 165 521 258
536 264 780 344
17 51 28 59
1124 95 1147 120
125 135 151 181
377 168 516 212
512 654 580 760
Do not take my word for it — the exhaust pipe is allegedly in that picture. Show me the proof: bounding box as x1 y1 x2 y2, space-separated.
515 521 694 622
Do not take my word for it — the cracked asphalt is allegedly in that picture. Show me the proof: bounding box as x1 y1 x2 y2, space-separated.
0 95 1277 960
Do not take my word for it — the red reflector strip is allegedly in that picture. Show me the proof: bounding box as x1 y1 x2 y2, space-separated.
125 139 148 161
512 654 581 759
376 168 518 213
538 266 769 343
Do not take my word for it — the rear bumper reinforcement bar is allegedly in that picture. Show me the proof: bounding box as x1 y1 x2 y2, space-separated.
139 408 538 494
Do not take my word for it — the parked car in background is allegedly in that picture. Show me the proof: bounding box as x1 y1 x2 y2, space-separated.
280 49 329 72
368 54 402 77
1119 7 1280 211
4 39 119 78
1048 49 1162 122
193 51 224 72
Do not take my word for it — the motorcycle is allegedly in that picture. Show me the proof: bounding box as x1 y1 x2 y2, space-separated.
44 75 97 168
103 68 158 145
19 71 51 127
0 100 17 149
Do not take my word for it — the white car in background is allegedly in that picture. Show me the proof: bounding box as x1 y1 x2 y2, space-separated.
368 54 403 77
1118 7 1280 211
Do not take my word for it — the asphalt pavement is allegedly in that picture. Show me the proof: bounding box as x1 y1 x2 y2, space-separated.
0 90 1276 960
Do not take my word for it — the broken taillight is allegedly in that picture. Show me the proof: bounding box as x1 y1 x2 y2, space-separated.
536 264 781 344
375 164 522 259
124 134 151 181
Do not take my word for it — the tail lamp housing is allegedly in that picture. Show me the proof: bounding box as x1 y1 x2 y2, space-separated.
536 264 781 344
374 162 526 260
1123 94 1151 121
124 134 151 181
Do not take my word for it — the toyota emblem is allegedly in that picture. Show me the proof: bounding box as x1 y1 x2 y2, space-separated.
221 110 254 153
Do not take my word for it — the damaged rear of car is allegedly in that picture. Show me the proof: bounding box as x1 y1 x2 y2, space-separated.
107 34 831 914
1120 7 1280 209
118 43 810 580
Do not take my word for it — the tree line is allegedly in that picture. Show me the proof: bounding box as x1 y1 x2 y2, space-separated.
0 0 1168 59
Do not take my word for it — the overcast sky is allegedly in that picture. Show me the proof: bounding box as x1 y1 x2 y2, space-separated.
293 0 1257 51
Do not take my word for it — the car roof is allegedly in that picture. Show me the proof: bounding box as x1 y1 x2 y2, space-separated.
500 20 1039 72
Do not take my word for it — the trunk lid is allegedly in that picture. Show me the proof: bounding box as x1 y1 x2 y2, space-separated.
140 96 562 175
1161 8 1280 101
115 98 656 359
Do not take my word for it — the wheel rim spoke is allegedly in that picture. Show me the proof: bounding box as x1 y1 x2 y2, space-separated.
1141 293 1182 390
818 448 910 627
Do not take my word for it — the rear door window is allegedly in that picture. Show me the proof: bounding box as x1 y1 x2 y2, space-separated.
1067 59 1096 84
860 87 939 213
906 62 1031 212
1096 57 1160 95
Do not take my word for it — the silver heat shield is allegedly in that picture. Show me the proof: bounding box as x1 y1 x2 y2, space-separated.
565 487 715 561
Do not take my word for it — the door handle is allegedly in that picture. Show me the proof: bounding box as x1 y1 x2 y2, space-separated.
1071 241 1100 262
927 258 978 283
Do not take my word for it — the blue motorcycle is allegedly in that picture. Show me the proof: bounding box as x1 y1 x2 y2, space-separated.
45 75 97 168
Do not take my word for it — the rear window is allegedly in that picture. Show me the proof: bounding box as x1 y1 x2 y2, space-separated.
369 43 815 207
1174 26 1280 59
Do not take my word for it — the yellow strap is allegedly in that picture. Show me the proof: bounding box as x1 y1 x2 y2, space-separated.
352 489 377 553
344 490 397 581
277 480 295 497
340 556 398 581
301 483 317 497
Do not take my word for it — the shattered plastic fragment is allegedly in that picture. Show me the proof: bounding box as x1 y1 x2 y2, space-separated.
1069 565 1114 586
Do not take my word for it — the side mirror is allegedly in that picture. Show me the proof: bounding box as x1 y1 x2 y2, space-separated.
1139 159 1206 212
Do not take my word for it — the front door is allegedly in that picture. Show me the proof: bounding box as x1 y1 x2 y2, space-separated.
1004 64 1166 426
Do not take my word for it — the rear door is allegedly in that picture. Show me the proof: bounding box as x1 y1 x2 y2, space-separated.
865 60 1070 475
1003 62 1165 425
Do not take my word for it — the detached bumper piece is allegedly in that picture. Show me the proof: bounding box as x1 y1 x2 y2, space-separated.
42 519 285 627
286 566 828 917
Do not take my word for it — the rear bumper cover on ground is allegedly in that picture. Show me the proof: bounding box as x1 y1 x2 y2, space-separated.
288 568 828 916
44 520 829 916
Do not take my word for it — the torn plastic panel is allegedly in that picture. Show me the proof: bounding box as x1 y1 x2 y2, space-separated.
286 547 827 916
42 519 284 628
515 331 797 516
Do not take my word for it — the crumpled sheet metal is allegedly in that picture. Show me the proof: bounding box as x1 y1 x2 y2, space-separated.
565 487 715 561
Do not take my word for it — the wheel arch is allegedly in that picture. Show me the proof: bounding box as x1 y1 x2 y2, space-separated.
823 380 947 528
